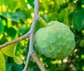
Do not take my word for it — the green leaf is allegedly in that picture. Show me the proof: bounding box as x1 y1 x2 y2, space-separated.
13 56 23 64
0 0 4 5
2 12 19 22
59 9 68 23
10 14 19 22
16 12 26 21
79 40 84 47
20 0 27 9
42 0 49 10
82 0 84 5
13 43 23 64
6 27 17 37
74 9 84 31
12 63 23 71
28 0 34 8
6 63 12 71
48 12 59 21
5 0 17 10
0 18 4 34
1 43 17 57
0 51 6 71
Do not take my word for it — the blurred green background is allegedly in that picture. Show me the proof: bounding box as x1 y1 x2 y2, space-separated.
0 0 84 71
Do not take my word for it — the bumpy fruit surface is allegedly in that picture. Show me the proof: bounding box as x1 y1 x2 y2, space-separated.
34 21 75 59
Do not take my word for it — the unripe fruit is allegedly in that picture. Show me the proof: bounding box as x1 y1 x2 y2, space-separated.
34 21 75 59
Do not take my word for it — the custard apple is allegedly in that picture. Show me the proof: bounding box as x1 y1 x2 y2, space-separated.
34 21 75 59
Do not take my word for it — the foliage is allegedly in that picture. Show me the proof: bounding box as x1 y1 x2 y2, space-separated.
0 0 84 71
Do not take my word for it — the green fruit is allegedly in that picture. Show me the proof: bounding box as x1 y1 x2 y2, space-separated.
34 21 75 59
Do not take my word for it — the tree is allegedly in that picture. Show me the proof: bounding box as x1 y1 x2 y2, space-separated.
0 0 84 71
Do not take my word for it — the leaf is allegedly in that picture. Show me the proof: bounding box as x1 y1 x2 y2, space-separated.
48 12 59 21
0 18 4 34
10 13 19 22
0 51 6 71
6 27 17 37
1 43 17 57
16 12 26 21
13 44 23 64
2 12 19 22
5 0 17 10
42 0 49 10
6 63 12 71
28 0 34 8
20 0 27 9
82 0 84 5
13 56 23 64
59 8 68 23
79 40 84 47
0 0 4 5
74 9 84 31
12 63 23 71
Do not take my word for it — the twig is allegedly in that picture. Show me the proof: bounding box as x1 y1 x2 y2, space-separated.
31 53 46 71
37 16 48 27
23 0 39 71
0 32 30 49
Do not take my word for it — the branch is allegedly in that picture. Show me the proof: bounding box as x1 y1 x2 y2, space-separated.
31 53 46 71
23 0 39 71
0 32 30 49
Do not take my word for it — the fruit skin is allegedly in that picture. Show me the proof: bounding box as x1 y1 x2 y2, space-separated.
34 21 75 59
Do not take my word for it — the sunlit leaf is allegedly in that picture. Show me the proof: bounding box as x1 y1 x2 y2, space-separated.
5 0 17 10
0 18 4 34
13 43 23 64
0 0 4 5
20 0 27 9
0 51 6 71
13 56 23 64
1 43 17 57
42 0 49 10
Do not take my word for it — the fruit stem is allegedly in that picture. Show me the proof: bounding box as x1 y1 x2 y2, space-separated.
38 17 48 27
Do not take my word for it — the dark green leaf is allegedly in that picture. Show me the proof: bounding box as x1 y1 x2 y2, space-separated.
12 63 23 71
28 0 34 8
20 27 30 35
6 27 17 37
6 63 12 71
74 9 84 31
0 18 4 34
82 0 84 5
